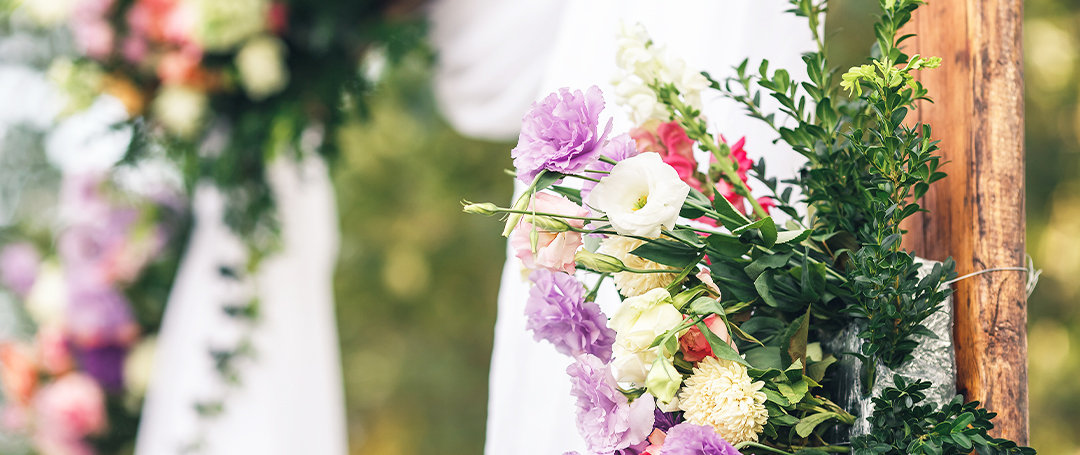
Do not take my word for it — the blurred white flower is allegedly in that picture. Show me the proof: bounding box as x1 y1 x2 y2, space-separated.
589 152 690 238
25 262 68 327
236 35 290 101
193 0 269 52
151 85 208 138
46 58 105 117
613 21 711 125
21 0 77 26
124 335 157 400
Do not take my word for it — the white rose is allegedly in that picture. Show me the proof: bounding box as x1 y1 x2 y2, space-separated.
151 85 208 138
609 288 684 384
588 152 691 238
236 35 290 101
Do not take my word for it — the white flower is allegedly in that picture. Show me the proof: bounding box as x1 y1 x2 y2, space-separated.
589 152 690 238
25 262 68 327
21 0 77 26
609 288 683 384
679 356 770 444
193 0 269 52
599 236 677 297
236 35 290 101
151 85 208 138
124 336 157 400
613 22 711 124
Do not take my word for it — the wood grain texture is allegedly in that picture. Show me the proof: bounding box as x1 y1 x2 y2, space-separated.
900 0 1028 444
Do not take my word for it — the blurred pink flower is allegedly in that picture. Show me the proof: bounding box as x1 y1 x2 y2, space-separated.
37 326 75 376
510 193 589 274
70 0 115 60
0 242 41 296
33 373 107 440
1 405 29 433
267 2 288 35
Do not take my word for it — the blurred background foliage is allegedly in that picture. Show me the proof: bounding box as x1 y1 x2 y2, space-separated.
330 0 1076 454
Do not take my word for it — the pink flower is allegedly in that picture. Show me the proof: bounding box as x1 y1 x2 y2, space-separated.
510 193 588 274
643 428 668 455
70 0 115 60
157 49 203 85
631 121 704 191
38 326 75 376
679 314 738 363
33 373 107 440
0 242 41 296
267 2 288 35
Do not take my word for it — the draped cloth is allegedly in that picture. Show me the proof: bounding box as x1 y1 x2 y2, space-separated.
134 157 347 455
431 1 814 454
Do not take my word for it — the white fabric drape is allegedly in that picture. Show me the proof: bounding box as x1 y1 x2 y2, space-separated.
432 2 814 454
134 157 347 455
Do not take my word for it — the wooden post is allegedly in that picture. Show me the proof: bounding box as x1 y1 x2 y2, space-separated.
900 0 1028 444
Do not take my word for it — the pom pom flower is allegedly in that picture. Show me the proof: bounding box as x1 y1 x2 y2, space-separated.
678 357 769 445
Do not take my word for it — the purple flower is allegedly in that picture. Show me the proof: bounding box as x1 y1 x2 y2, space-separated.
0 243 41 296
654 407 685 433
661 423 741 455
512 86 613 183
568 354 655 454
74 345 128 392
65 284 138 349
580 133 640 204
526 270 616 361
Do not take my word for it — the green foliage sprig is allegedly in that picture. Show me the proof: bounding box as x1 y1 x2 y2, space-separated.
852 375 1035 455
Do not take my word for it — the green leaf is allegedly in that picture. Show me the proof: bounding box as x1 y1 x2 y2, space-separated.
688 297 725 316
667 228 706 248
795 412 842 438
781 309 810 369
697 321 748 366
776 228 812 245
631 239 700 268
807 354 837 383
549 186 582 205
777 380 809 405
743 346 782 370
534 171 565 192
733 216 778 247
712 192 753 230
745 251 794 280
754 273 780 307
706 234 752 258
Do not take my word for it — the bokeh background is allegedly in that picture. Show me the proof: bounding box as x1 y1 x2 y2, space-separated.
330 1 1080 454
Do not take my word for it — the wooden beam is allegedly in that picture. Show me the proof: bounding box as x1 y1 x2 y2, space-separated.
900 0 1028 444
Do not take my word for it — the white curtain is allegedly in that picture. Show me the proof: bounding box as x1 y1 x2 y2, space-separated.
134 157 347 455
431 2 814 454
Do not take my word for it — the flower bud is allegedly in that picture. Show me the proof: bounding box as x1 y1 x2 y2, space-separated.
671 286 706 311
462 202 499 216
574 250 627 274
646 355 682 405
502 192 532 237
524 215 572 232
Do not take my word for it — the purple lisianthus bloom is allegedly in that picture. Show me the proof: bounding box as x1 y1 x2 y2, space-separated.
654 407 685 433
512 86 613 183
74 345 128 392
662 423 741 455
580 133 641 204
526 270 616 361
0 242 41 296
568 354 655 454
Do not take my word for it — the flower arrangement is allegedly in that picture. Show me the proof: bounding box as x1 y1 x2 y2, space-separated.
465 1 1037 454
17 0 425 245
0 173 186 455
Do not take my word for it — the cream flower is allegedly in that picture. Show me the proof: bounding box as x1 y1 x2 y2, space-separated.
236 35 290 101
25 262 68 327
193 0 269 52
613 21 711 124
589 152 690 238
679 356 769 444
151 85 208 138
600 236 678 297
609 288 683 384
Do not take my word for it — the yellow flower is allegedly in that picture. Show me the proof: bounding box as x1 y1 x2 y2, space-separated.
599 236 677 297
679 356 769 445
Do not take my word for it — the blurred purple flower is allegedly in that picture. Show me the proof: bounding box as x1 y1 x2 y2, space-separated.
580 133 640 204
512 86 613 183
0 243 41 296
73 345 127 392
568 354 654 454
65 285 138 349
661 423 741 455
526 270 616 361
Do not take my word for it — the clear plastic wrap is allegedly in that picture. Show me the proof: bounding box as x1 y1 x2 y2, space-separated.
822 258 957 441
